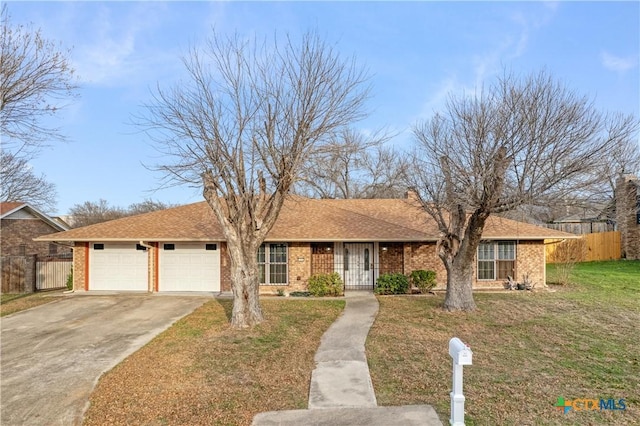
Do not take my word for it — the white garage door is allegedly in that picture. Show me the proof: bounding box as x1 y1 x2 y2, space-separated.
159 243 220 292
90 243 149 291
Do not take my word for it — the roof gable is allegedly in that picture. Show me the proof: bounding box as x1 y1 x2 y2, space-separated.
0 202 69 232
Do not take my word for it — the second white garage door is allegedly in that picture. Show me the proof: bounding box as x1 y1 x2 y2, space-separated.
159 242 220 292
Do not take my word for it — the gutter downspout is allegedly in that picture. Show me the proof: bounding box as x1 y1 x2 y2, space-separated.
139 241 154 249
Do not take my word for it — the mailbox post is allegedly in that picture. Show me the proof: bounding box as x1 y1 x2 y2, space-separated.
449 337 472 426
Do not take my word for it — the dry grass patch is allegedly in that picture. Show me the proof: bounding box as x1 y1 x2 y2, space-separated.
367 261 640 425
0 291 64 316
84 298 344 426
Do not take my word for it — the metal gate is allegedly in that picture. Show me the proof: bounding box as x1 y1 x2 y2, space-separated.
343 243 374 290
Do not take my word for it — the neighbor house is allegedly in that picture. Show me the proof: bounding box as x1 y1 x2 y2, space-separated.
1 202 70 257
36 195 575 293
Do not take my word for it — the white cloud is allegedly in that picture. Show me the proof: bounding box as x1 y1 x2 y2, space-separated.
68 3 180 87
600 51 638 72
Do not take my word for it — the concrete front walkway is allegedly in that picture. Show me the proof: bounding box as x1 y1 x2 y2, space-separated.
253 292 443 425
1 294 209 426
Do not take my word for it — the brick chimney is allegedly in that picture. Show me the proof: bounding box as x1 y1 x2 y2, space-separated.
615 174 640 259
405 188 420 203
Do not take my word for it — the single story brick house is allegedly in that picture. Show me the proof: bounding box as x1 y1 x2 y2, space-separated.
36 196 574 293
1 202 70 257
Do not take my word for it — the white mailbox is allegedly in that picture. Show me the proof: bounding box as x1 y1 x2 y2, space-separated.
449 337 473 366
449 337 473 426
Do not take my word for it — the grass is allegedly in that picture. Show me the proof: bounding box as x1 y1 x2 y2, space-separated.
0 290 64 316
366 260 640 425
81 260 638 424
83 298 345 426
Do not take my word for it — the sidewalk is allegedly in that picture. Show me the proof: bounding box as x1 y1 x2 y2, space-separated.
252 292 443 425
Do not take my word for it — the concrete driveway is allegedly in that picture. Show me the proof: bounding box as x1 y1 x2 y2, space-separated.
1 294 210 426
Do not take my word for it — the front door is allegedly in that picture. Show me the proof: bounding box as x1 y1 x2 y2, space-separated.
343 243 374 290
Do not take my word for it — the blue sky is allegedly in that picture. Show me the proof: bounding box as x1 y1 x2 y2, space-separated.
6 1 639 215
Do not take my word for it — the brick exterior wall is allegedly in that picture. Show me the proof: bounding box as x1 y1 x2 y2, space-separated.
379 242 404 275
515 240 545 287
616 175 640 260
1 219 69 257
310 243 335 274
288 242 311 291
221 242 312 295
70 239 547 293
401 240 545 290
403 242 448 287
469 240 545 289
220 242 232 292
72 242 88 291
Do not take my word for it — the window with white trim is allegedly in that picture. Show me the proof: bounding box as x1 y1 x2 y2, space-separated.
258 243 288 285
477 241 516 280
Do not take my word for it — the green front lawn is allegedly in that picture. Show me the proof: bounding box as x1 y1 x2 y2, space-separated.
366 260 640 425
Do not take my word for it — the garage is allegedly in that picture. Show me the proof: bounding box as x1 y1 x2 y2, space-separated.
89 243 149 291
159 242 220 292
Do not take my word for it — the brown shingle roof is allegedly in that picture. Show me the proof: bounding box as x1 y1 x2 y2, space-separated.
36 197 576 242
0 202 25 216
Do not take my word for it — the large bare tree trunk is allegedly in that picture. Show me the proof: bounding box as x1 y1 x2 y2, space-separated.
439 208 489 311
226 242 263 328
442 254 476 311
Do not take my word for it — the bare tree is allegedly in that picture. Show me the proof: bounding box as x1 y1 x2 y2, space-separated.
0 151 56 211
1 4 78 153
127 199 174 216
136 31 370 327
296 128 406 199
1 4 78 212
407 70 639 311
68 199 126 227
589 113 640 217
67 198 173 227
360 144 408 199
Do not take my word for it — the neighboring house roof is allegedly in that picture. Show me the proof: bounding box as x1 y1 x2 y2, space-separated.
0 202 25 216
36 197 576 243
0 202 69 232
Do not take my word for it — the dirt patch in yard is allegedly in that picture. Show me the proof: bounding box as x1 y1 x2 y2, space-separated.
0 291 64 316
83 298 344 426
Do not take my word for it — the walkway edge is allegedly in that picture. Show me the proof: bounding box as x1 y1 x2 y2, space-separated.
252 405 443 426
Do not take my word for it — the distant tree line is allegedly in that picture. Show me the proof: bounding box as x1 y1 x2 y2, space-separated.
67 199 174 228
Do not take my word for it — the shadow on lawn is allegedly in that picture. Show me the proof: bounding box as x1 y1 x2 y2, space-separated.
214 298 234 321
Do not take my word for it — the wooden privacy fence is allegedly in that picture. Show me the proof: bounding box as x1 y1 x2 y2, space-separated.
546 231 621 263
36 254 72 290
1 254 71 293
1 256 32 293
